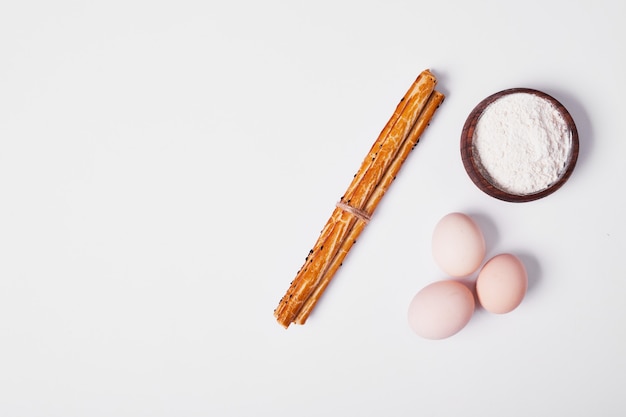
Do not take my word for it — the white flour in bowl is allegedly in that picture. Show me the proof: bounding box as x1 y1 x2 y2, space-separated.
472 92 572 195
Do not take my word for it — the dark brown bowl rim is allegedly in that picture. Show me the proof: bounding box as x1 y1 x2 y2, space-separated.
460 88 579 203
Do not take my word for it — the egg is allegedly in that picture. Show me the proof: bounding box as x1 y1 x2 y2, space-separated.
407 280 475 339
432 212 486 277
476 253 527 314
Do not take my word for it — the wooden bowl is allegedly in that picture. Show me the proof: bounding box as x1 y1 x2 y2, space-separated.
460 88 579 203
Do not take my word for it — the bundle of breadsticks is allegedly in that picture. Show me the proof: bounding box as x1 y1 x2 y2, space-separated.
274 69 444 328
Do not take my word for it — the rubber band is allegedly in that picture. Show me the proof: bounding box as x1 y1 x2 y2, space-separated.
336 201 371 224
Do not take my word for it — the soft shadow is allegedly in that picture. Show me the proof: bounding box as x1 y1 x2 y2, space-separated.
453 276 481 308
466 211 500 255
431 67 451 98
515 251 542 294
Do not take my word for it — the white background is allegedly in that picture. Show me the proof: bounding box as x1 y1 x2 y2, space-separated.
1 1 625 416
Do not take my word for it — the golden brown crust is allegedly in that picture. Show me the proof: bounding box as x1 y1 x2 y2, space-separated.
341 70 437 208
294 91 445 325
274 71 443 328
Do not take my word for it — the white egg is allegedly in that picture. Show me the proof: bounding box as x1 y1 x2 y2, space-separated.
476 253 527 314
432 212 486 277
408 280 475 340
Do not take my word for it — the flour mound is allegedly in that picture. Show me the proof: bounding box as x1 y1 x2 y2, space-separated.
473 93 572 195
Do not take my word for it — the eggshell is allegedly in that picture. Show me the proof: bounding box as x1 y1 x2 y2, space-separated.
407 280 475 340
432 213 486 277
476 253 527 314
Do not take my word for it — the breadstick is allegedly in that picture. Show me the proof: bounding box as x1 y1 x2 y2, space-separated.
341 70 437 206
274 71 438 328
274 72 437 328
294 90 445 324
